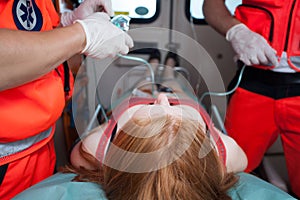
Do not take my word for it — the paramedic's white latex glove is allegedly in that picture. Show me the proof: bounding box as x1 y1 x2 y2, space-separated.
61 0 113 27
226 23 279 67
76 13 134 59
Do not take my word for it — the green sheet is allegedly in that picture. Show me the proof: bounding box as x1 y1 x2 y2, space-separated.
13 172 296 200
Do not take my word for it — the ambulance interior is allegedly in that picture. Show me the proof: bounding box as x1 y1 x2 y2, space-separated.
50 0 291 198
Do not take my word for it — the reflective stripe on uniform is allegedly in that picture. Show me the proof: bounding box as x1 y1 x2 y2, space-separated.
0 127 53 158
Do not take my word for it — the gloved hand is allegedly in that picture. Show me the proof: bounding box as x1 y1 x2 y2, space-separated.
226 23 279 67
75 12 134 59
61 0 113 27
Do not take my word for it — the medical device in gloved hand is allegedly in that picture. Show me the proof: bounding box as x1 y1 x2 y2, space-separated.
75 12 133 59
226 23 279 67
111 15 131 32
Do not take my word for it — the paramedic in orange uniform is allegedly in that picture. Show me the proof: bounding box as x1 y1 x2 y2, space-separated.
203 0 300 198
0 0 133 199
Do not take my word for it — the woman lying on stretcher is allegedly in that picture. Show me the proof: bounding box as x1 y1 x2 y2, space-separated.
63 62 248 200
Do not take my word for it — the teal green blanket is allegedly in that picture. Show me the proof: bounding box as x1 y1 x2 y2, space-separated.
14 172 296 200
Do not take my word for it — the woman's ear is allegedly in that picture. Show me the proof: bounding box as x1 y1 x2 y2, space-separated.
70 141 88 169
70 125 108 170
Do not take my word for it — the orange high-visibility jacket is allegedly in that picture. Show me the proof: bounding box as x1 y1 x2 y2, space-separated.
0 0 73 164
235 0 300 71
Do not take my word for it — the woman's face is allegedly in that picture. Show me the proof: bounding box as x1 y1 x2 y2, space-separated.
79 93 205 166
117 93 205 130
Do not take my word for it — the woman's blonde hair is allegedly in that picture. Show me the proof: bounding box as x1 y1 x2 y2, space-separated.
63 115 238 200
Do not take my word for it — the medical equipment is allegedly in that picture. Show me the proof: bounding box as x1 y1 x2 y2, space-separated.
199 64 246 104
111 15 155 95
198 64 246 135
117 54 155 95
81 104 108 138
111 15 131 32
